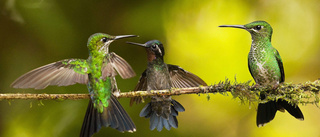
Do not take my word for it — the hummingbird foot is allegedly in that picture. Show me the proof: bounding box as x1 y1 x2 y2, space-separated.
252 84 261 89
113 90 121 97
271 83 280 90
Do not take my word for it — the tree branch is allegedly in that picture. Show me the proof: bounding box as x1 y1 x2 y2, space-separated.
0 93 90 100
1 79 319 105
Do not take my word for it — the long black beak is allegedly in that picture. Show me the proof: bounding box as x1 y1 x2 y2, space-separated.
126 41 146 47
219 25 246 29
114 35 138 40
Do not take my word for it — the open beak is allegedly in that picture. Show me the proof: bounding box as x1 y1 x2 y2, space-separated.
219 25 246 29
114 35 138 40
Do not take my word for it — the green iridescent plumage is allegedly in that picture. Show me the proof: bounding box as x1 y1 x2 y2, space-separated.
11 33 137 136
87 34 112 113
61 59 89 74
220 21 304 127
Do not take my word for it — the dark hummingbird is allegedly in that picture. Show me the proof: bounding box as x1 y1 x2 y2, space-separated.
11 33 137 136
219 21 304 127
126 40 207 131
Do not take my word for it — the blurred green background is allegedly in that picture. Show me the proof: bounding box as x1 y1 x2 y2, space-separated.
1 0 320 137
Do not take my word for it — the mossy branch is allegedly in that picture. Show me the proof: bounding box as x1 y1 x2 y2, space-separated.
1 79 319 105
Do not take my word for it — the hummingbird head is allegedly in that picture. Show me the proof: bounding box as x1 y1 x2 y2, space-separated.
87 33 137 55
219 21 273 41
126 40 165 61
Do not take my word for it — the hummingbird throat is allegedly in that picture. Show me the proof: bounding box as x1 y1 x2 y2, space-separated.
147 50 157 62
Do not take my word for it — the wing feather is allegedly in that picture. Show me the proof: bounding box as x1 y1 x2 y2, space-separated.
167 64 207 88
274 49 285 83
103 52 136 79
11 59 88 89
129 70 147 106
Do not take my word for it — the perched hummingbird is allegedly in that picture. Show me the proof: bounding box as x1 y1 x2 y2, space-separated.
219 21 304 127
11 33 137 137
127 40 207 131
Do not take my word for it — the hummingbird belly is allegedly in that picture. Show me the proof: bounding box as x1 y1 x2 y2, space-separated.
255 62 279 85
249 50 280 85
146 63 173 119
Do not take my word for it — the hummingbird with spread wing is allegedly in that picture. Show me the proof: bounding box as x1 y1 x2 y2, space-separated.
127 40 207 131
11 33 137 137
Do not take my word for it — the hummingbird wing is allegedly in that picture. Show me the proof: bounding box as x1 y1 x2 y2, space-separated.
167 64 207 88
129 70 147 106
102 52 136 79
248 57 254 79
273 49 285 83
11 59 89 89
133 70 148 91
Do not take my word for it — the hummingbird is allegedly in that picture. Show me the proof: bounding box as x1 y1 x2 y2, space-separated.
11 33 137 137
126 40 207 131
219 21 304 127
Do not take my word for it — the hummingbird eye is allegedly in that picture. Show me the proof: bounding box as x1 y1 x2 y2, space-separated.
254 25 262 30
101 37 108 43
151 44 157 49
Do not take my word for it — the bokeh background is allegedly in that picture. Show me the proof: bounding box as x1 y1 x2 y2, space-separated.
1 0 320 137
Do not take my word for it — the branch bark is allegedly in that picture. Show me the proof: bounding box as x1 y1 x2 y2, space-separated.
1 79 319 105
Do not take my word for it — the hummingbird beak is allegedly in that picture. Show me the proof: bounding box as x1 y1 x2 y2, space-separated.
219 25 246 29
126 42 147 47
114 35 138 40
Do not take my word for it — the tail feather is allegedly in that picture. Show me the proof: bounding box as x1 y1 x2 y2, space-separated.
256 101 277 127
109 110 118 129
257 96 304 127
157 117 164 131
140 99 184 131
162 117 171 130
109 95 136 132
139 103 151 118
80 101 93 137
171 107 178 116
149 112 159 130
172 100 185 112
80 95 136 137
278 99 304 120
168 115 178 128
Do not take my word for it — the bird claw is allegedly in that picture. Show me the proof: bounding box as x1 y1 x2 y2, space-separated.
271 84 279 90
113 90 121 97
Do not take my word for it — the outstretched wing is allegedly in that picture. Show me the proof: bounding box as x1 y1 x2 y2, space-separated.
133 70 147 91
168 64 207 88
102 52 136 79
11 59 88 89
273 49 285 83
130 64 207 106
129 70 147 106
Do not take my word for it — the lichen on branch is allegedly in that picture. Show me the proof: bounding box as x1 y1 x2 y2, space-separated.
1 79 319 106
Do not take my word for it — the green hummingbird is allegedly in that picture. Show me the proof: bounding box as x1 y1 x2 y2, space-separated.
127 40 207 131
11 33 137 136
219 21 304 127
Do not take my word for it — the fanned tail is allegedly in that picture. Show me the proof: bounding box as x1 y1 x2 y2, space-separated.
256 94 304 127
277 99 304 120
256 100 277 127
140 98 185 131
80 95 136 137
